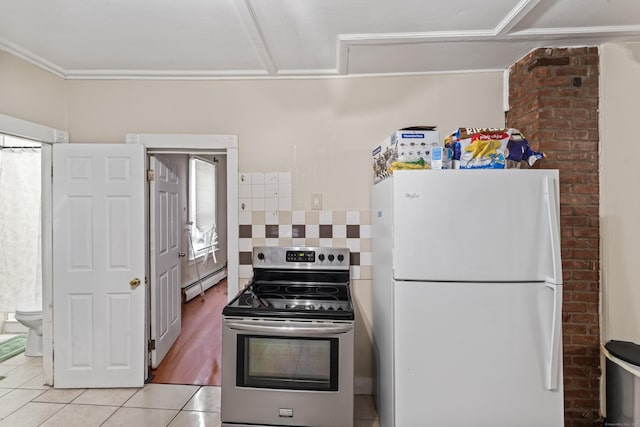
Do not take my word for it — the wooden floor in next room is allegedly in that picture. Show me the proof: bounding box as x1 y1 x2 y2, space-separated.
151 279 228 386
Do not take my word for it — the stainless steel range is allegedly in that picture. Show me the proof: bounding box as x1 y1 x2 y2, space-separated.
221 246 354 427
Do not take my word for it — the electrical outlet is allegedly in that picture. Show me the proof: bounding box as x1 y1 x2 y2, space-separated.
311 193 323 210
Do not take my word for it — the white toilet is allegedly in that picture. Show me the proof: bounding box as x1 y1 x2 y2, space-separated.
14 306 43 357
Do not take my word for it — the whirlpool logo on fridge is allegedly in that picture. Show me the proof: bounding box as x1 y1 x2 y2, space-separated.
405 193 420 199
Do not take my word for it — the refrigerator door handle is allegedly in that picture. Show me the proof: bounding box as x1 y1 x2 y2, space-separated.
545 282 562 391
544 176 563 285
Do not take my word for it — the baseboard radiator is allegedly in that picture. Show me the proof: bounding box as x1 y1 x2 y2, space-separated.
182 268 227 302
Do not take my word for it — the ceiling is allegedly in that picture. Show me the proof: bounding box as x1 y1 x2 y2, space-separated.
0 0 639 79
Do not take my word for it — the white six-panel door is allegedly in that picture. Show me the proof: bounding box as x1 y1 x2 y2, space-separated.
150 155 181 368
52 143 145 388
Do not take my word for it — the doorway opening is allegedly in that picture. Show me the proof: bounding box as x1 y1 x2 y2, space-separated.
134 133 239 387
147 153 227 386
0 135 43 338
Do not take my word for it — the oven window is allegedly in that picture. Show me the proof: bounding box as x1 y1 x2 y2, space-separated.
237 335 339 391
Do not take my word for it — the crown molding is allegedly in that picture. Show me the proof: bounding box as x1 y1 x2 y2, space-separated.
509 24 640 38
275 68 340 76
0 37 65 78
63 69 271 80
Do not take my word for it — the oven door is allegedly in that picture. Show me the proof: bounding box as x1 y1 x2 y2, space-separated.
222 317 354 427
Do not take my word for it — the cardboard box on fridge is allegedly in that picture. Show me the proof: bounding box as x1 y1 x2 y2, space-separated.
372 128 440 183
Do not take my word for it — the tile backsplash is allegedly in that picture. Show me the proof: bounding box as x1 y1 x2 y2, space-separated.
238 172 371 282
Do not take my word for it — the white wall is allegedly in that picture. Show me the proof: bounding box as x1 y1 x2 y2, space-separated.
0 50 66 130
65 74 505 210
600 42 640 344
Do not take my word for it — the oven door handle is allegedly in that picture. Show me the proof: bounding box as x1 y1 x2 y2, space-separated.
225 320 353 336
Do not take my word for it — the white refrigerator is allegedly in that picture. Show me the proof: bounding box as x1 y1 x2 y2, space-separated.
371 169 563 427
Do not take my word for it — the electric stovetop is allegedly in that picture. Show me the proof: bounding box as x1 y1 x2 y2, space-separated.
223 246 354 320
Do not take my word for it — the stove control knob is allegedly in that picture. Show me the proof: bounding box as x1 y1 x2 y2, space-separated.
257 252 265 260
337 254 344 262
318 254 325 261
328 254 335 262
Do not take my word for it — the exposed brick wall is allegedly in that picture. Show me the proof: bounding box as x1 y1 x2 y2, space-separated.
508 47 601 427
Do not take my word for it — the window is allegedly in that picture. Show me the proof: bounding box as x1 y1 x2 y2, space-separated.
188 156 217 260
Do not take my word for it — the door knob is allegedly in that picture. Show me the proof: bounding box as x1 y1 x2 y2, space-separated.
130 278 141 289
178 252 186 258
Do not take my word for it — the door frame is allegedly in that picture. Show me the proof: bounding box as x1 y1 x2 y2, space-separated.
0 113 69 386
126 134 238 380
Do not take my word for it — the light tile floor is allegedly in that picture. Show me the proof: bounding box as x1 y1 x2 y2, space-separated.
0 354 380 427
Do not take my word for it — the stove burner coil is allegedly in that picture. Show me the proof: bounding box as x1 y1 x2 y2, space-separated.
285 286 312 294
316 286 339 295
256 284 280 293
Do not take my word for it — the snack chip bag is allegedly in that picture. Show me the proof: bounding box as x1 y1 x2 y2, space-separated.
444 128 545 169
445 128 509 169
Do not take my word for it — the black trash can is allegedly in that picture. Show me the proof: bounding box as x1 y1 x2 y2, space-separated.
605 340 640 426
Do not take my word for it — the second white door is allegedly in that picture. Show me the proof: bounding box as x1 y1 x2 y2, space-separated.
150 155 182 368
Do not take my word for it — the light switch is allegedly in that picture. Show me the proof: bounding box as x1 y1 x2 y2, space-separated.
311 193 322 210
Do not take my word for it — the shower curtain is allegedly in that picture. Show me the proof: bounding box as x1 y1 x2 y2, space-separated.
0 144 42 321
